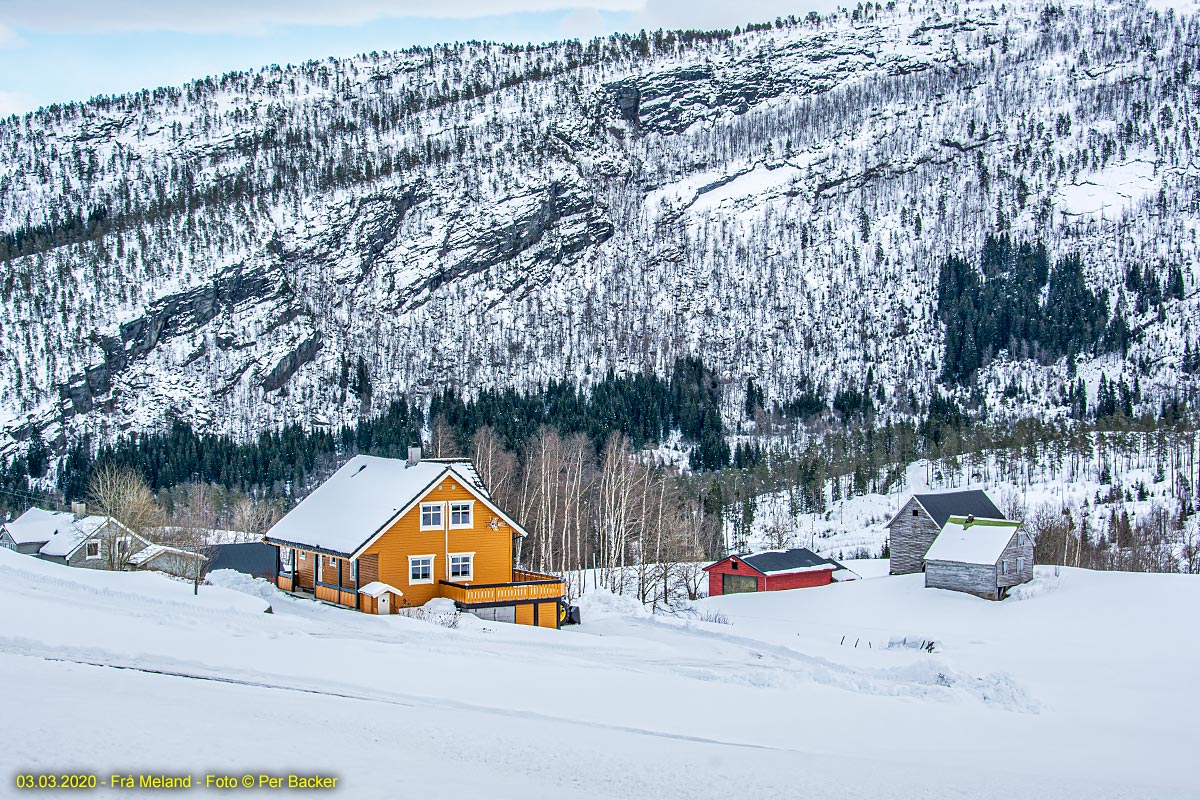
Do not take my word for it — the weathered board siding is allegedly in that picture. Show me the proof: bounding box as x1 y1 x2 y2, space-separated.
362 479 517 610
925 529 1034 600
925 560 1001 599
997 531 1035 589
888 497 942 574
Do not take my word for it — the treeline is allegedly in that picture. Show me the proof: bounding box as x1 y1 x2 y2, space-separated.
427 356 729 470
0 358 726 511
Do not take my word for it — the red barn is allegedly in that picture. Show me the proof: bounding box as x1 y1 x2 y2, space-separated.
703 548 856 596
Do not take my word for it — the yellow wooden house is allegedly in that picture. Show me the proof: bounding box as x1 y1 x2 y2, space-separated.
264 448 565 628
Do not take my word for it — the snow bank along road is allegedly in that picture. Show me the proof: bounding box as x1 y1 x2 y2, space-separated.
1 550 1196 799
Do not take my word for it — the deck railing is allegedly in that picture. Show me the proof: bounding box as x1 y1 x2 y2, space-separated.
439 570 564 606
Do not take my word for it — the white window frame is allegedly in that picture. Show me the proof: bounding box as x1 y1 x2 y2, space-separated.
1001 560 1009 576
419 502 444 531
350 559 358 582
409 554 435 585
1017 557 1025 573
299 550 307 561
280 548 293 570
330 555 340 569
449 500 474 529
448 552 475 581
85 541 101 560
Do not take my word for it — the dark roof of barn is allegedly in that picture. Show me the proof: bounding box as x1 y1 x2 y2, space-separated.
912 490 1003 529
708 547 839 575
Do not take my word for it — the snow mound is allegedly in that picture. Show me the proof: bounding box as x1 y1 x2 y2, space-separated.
205 569 283 606
572 588 651 619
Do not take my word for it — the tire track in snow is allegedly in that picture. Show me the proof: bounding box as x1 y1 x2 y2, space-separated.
11 647 813 757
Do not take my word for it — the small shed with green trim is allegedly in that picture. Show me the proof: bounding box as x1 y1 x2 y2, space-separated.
923 515 1032 600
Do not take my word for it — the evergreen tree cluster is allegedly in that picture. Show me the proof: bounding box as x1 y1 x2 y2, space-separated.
1094 374 1140 421
937 235 1112 384
429 357 730 470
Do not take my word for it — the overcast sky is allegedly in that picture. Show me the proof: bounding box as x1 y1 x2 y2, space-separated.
0 1 842 115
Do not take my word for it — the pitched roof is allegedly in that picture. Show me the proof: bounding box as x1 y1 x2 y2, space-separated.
924 516 1022 566
705 547 840 575
910 490 1004 529
128 543 207 566
358 581 404 598
37 515 123 558
264 455 522 557
3 507 76 545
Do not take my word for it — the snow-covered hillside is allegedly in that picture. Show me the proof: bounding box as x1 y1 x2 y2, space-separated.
1 0 1198 456
734 443 1198 565
2 549 1197 797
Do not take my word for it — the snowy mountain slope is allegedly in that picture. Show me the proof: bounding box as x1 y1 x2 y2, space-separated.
2 549 1198 797
1 0 1198 455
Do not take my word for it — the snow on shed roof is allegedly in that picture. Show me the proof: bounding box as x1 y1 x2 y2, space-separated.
37 515 114 557
128 543 206 566
911 490 1003 529
3 507 75 545
924 516 1022 566
264 455 504 556
358 581 403 598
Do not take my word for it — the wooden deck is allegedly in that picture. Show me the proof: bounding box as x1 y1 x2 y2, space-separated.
439 570 564 606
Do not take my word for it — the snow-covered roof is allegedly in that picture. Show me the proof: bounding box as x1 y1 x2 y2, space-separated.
265 455 520 557
358 581 404 598
37 515 116 557
924 516 1022 566
128 543 206 566
3 507 76 545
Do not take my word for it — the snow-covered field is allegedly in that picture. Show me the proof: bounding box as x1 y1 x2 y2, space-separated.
2 550 1197 798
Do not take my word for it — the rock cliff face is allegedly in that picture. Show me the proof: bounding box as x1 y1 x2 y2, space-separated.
0 0 1196 454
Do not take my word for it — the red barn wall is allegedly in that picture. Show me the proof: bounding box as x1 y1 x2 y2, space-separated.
764 569 834 591
705 557 766 595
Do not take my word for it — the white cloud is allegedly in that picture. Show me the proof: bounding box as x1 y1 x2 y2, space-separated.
560 7 610 38
0 22 20 46
0 1 644 35
630 0 843 31
0 91 33 116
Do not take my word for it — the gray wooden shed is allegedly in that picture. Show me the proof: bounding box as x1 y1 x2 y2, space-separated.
923 516 1034 600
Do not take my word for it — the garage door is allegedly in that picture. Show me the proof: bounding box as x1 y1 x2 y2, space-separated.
722 574 758 594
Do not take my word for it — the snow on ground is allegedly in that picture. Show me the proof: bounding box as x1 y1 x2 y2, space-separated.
2 549 1198 798
1053 157 1159 218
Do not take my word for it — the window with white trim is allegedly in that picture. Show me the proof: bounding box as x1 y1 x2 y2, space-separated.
1017 557 1025 573
1001 560 1009 576
330 556 340 569
351 559 358 582
420 503 443 529
85 541 100 559
448 552 474 581
299 551 306 561
409 555 434 584
280 548 293 570
449 501 473 528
